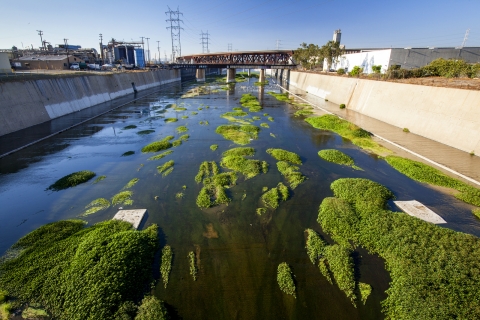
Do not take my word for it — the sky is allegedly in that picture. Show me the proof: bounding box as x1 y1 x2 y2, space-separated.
2 0 480 60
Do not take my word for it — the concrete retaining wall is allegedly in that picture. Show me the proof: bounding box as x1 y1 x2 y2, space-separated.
288 71 480 154
0 70 180 136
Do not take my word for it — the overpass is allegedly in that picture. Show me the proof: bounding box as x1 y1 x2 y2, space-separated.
176 50 296 82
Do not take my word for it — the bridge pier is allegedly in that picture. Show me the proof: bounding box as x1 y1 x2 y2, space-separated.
196 69 206 82
248 69 251 77
226 68 236 83
259 69 265 83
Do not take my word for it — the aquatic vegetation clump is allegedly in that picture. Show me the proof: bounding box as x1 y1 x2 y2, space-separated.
83 198 111 216
222 147 255 157
191 111 198 115
172 140 182 147
256 208 266 215
121 151 135 157
210 144 218 151
385 155 480 206
141 136 174 153
317 177 480 318
268 91 292 102
188 251 197 281
359 282 372 305
318 149 361 170
179 134 189 141
182 115 188 119
260 123 269 128
215 124 260 145
0 220 159 320
305 229 328 264
160 245 173 288
137 130 155 135
267 117 274 122
267 148 302 164
195 161 219 183
148 150 173 161
195 161 237 208
294 109 314 117
123 178 139 189
221 111 248 117
261 183 289 209
164 118 178 123
220 155 267 179
276 161 306 189
123 125 137 130
157 160 174 176
473 208 480 219
277 263 296 298
254 80 269 86
324 245 356 303
318 257 333 284
93 175 106 183
48 170 96 191
173 106 187 111
305 115 391 155
252 116 261 120
112 190 133 206
239 93 262 111
176 125 188 133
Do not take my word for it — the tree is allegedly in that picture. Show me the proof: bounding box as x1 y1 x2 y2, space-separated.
293 43 323 70
321 41 345 71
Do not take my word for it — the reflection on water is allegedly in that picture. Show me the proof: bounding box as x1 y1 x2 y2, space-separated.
0 78 479 319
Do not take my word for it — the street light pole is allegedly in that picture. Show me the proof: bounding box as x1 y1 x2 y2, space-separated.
146 37 150 65
63 38 70 69
99 33 104 65
37 30 44 50
140 36 145 68
157 41 160 64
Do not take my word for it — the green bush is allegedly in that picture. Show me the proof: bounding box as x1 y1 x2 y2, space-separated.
277 263 296 298
135 296 168 320
349 66 363 76
0 220 159 320
47 170 96 191
337 68 345 75
371 65 382 74
339 103 346 109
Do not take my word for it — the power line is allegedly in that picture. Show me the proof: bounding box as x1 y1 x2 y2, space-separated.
200 30 210 53
165 6 184 61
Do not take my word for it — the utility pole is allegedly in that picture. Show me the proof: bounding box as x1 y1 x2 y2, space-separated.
140 36 146 67
276 40 281 50
63 38 70 69
200 30 210 53
228 43 232 52
461 29 470 48
99 33 104 65
37 30 44 50
157 41 160 63
165 6 184 62
146 37 150 65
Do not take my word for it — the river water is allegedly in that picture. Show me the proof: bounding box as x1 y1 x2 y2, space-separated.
0 76 478 319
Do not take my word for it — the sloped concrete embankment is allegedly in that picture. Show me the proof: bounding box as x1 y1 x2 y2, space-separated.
288 71 480 155
0 70 180 136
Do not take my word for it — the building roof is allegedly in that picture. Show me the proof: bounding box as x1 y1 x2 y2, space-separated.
17 55 70 61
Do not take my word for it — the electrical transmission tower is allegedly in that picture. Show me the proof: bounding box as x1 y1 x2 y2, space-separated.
165 6 184 62
200 30 210 53
228 43 232 52
37 30 44 49
276 40 281 50
461 29 470 47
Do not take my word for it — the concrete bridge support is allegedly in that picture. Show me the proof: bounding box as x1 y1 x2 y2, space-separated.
226 68 236 83
259 69 265 83
196 69 206 82
248 69 251 77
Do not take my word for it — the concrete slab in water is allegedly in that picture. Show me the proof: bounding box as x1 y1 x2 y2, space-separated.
394 200 446 224
112 209 147 229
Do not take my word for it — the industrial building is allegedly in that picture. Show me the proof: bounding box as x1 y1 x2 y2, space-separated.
0 52 11 73
12 55 85 70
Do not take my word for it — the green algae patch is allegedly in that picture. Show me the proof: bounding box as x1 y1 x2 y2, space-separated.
267 148 302 164
268 91 293 102
324 245 356 304
473 208 480 219
191 111 198 115
317 177 480 318
123 178 139 189
111 190 133 206
93 175 106 183
182 115 189 119
385 155 480 207
0 220 159 320
157 160 174 176
82 198 110 216
276 161 306 189
221 156 268 179
164 118 178 123
195 161 237 208
261 183 289 209
48 170 96 191
260 123 269 128
195 161 220 183
306 115 391 155
277 263 296 298
221 115 251 125
137 130 155 135
358 282 372 305
294 109 314 117
221 111 248 117
141 136 174 153
215 124 260 145
256 208 267 215
267 117 274 122
179 134 189 141
148 150 173 161
123 125 137 130
252 116 261 121
188 251 197 281
222 147 255 157
240 93 262 111
318 149 362 170
210 144 218 151
160 245 173 288
136 296 168 320
254 80 269 86
305 229 328 264
176 126 188 133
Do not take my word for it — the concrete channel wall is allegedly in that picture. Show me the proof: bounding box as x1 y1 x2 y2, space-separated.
0 70 181 136
288 71 480 155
